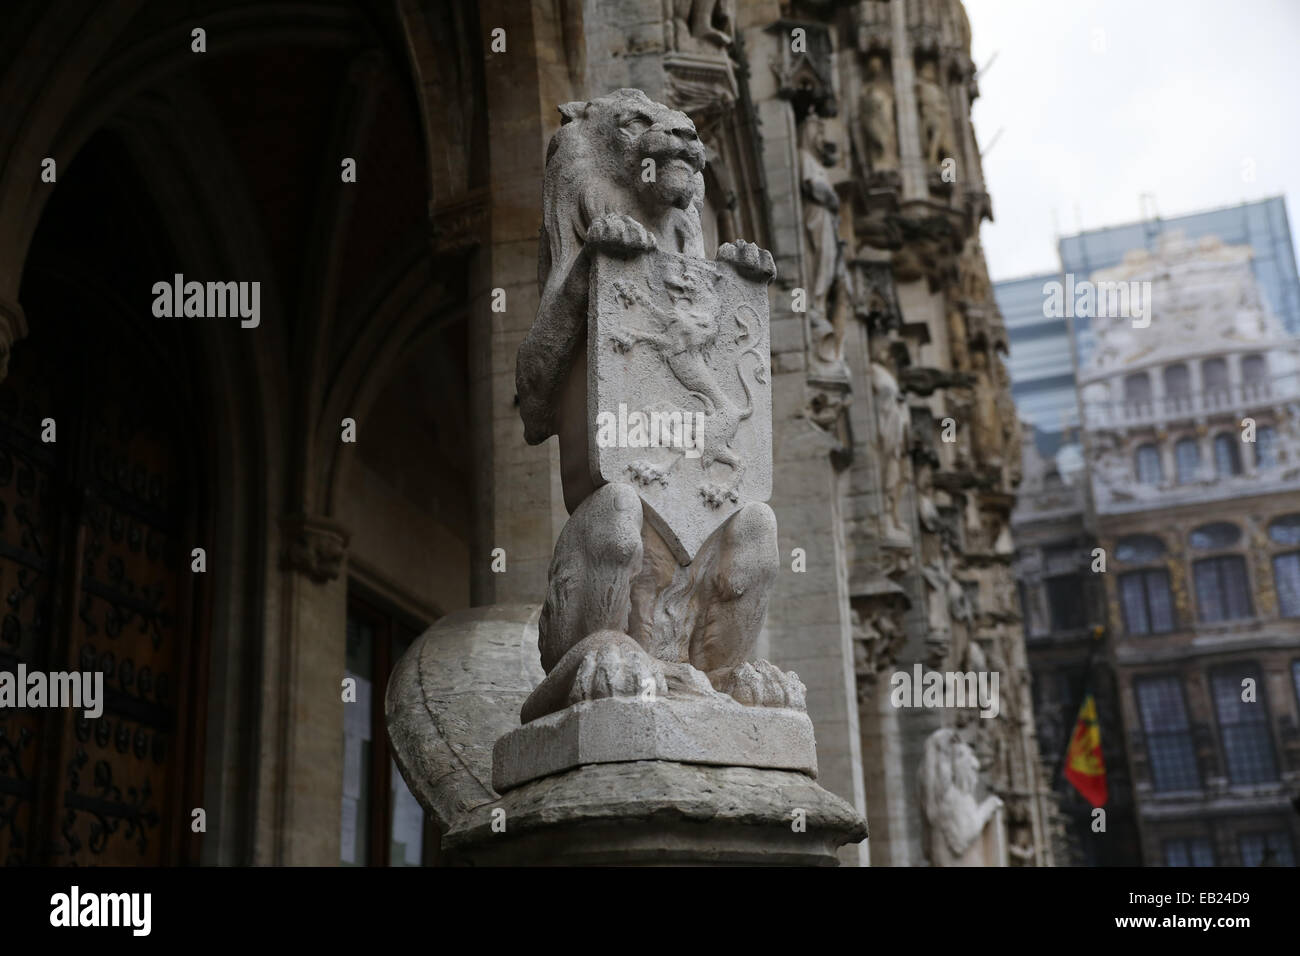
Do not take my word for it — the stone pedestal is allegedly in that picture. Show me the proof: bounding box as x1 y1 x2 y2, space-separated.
442 760 866 866
386 603 868 865
492 696 818 792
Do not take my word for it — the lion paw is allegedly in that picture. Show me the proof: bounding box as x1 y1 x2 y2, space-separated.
570 640 667 705
587 213 657 256
717 239 776 282
627 459 671 487
715 660 806 709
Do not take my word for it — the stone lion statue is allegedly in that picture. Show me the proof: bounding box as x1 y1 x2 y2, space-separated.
514 89 802 723
917 727 1004 866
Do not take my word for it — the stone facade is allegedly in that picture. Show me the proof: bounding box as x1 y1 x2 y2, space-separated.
0 0 1050 866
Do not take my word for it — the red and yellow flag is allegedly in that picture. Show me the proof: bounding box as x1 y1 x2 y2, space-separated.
1064 693 1108 808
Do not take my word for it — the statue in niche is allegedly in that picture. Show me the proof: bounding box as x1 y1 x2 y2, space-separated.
946 305 970 372
870 354 910 542
799 109 852 382
916 59 956 168
919 727 1005 866
666 0 736 54
969 349 1002 468
514 89 805 722
861 54 898 176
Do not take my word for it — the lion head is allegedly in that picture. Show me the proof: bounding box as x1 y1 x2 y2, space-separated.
540 89 706 294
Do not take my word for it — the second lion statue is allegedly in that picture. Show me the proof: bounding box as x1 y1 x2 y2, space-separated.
515 89 805 723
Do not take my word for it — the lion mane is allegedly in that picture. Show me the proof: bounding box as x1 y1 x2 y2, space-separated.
516 89 707 446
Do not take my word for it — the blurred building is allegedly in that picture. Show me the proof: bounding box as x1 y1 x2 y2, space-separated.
1002 203 1300 867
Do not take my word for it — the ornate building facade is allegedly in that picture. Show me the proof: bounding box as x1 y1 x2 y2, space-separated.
0 0 1051 865
1013 230 1300 866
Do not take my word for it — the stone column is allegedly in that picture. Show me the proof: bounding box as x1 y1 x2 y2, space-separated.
257 514 350 865
468 0 578 607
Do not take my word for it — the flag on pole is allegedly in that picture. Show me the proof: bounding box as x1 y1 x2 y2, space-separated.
1064 692 1108 808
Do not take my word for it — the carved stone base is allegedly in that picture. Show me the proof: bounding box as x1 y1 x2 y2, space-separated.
492 696 817 792
443 760 866 866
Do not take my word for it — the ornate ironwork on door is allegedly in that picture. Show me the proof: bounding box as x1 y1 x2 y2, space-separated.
0 303 204 865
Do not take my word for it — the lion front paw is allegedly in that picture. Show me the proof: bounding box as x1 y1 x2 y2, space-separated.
715 660 806 710
717 239 776 283
587 213 657 256
570 639 667 705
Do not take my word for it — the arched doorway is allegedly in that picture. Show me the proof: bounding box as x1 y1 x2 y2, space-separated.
0 132 209 865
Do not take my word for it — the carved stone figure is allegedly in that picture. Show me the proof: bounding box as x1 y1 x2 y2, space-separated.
666 0 736 53
514 89 803 724
916 59 956 168
799 110 852 381
958 235 993 308
970 350 1002 468
861 54 898 174
871 360 910 541
918 727 1005 866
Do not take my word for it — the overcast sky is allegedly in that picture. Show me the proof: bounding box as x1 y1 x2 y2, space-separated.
963 0 1300 281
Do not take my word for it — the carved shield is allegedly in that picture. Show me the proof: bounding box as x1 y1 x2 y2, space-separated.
588 248 772 564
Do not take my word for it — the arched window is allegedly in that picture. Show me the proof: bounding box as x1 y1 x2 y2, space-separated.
1190 522 1242 550
1116 535 1174 635
1241 354 1267 384
1213 433 1242 477
1268 514 1300 547
1175 437 1200 484
1124 372 1152 405
1271 515 1300 618
1116 534 1167 563
1191 522 1251 622
1135 443 1163 484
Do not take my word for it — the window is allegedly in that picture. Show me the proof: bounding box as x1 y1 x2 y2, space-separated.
1276 553 1300 618
1194 556 1252 622
1135 443 1163 484
1120 570 1175 635
1256 426 1278 468
1163 363 1190 397
1213 433 1242 477
341 592 430 866
1164 837 1215 867
1045 574 1086 631
1202 357 1228 392
1270 514 1300 546
1190 522 1242 550
1210 667 1278 785
1124 372 1152 404
1136 677 1200 792
1116 534 1167 564
1294 660 1300 709
1241 354 1267 384
1239 832 1295 867
1175 438 1200 484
